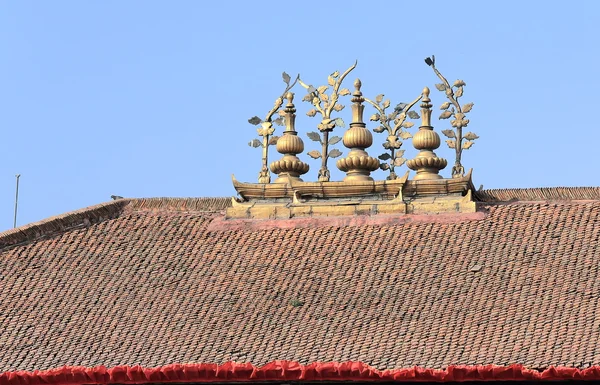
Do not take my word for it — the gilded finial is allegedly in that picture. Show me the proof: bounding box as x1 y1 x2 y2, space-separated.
336 78 378 181
406 85 447 180
270 91 309 184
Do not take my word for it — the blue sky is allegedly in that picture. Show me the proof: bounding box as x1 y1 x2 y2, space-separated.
1 0 599 230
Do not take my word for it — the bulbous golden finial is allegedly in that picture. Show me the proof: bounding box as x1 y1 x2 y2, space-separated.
270 91 309 183
337 77 378 181
406 85 447 180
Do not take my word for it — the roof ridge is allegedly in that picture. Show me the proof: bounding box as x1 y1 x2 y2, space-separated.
124 197 232 212
477 186 600 202
0 197 232 250
0 200 129 250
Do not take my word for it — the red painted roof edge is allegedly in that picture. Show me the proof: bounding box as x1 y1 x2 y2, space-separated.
1 362 600 384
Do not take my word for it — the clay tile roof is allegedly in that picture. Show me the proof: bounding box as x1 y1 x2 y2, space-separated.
1 190 600 381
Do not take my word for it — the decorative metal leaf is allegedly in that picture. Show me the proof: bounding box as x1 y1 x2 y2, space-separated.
439 111 453 119
453 79 466 87
399 131 412 140
333 104 345 112
442 129 456 138
395 102 407 112
402 122 414 129
380 163 390 170
464 132 479 140
463 141 474 149
328 149 343 158
440 102 451 110
331 70 340 78
306 132 322 142
335 117 345 128
306 109 318 117
317 85 328 94
339 88 351 96
329 136 342 145
269 136 280 145
376 94 384 103
382 99 391 109
395 149 405 158
302 94 312 102
278 109 286 116
370 113 380 121
327 76 335 86
446 139 456 149
393 157 406 167
307 150 321 159
282 72 291 84
388 111 398 121
455 86 464 98
378 153 392 160
462 102 474 113
248 116 262 125
320 93 329 102
407 111 420 119
273 117 284 126
373 126 385 133
435 83 446 91
248 139 262 148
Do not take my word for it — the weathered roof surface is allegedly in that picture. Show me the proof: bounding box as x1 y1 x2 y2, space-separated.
1 189 600 373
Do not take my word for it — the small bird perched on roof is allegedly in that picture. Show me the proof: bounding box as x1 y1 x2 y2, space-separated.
111 195 124 200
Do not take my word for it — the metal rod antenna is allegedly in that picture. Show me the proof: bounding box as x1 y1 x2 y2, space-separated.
13 174 20 228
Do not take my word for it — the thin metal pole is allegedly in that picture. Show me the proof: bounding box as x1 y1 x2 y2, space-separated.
13 174 20 228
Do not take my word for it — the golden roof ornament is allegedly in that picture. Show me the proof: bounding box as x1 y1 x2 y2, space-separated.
336 79 379 181
365 88 422 180
269 92 309 184
230 58 480 219
247 72 299 183
299 61 356 182
425 55 478 178
406 87 448 179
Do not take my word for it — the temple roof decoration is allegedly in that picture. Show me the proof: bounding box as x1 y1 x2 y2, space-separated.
230 59 479 219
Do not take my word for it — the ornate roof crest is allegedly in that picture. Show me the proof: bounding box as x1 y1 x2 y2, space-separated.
230 58 479 219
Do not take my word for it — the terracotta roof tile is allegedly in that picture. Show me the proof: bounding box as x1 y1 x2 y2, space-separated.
0 193 599 371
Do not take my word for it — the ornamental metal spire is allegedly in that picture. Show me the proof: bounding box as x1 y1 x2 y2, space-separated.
269 92 309 184
336 79 379 181
406 87 447 180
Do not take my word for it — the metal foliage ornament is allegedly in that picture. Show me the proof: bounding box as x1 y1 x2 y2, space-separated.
248 72 299 183
425 55 478 178
365 93 422 180
298 61 356 182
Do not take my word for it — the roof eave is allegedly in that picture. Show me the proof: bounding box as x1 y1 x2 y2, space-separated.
1 362 599 385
